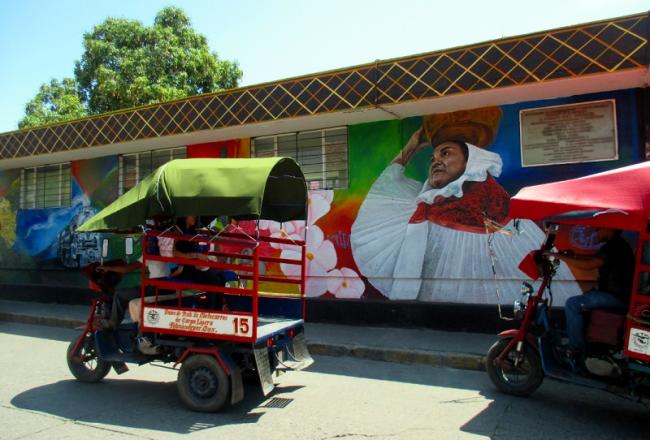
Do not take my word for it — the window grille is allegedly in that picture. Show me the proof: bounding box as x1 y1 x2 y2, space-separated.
119 147 187 195
251 127 348 190
20 163 71 209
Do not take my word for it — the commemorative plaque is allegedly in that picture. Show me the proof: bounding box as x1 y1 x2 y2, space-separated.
520 100 617 167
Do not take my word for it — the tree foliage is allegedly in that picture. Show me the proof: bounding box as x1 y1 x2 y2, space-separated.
75 6 242 114
19 6 243 129
18 78 87 129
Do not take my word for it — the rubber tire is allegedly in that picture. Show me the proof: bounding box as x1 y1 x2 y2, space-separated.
66 333 111 383
177 354 230 412
486 338 544 397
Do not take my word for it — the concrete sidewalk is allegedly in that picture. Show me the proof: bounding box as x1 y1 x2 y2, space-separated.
0 299 496 371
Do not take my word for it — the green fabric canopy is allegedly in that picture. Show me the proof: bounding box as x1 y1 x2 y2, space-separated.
77 157 307 232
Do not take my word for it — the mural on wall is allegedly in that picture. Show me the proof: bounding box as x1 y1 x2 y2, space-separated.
263 190 364 298
0 169 21 267
57 206 102 268
0 156 118 286
13 157 117 268
233 190 364 298
350 106 581 304
297 90 641 304
59 157 119 268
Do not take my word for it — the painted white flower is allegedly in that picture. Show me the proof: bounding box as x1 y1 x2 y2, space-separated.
326 268 365 299
280 226 337 296
304 263 330 297
268 220 306 250
308 190 334 225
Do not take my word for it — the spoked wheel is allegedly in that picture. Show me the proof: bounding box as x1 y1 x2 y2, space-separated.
177 354 230 412
486 338 543 396
66 332 111 383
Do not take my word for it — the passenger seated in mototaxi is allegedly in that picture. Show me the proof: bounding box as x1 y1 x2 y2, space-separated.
172 216 227 310
129 217 242 322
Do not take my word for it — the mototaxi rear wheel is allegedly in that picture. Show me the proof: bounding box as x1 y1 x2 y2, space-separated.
177 354 230 412
66 332 111 383
486 338 543 397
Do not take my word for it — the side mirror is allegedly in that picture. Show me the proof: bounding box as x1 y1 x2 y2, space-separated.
125 237 134 256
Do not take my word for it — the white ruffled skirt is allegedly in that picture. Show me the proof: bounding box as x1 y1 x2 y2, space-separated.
350 166 583 304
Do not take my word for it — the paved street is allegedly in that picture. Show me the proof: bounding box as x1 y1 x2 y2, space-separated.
1 321 648 439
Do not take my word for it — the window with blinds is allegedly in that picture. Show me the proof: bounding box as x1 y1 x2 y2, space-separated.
20 163 71 209
251 127 348 189
119 147 187 195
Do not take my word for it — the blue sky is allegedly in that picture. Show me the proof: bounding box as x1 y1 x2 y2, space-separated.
0 0 647 134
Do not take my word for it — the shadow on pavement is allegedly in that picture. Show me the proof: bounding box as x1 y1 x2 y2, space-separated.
461 383 649 439
308 355 649 438
10 379 304 434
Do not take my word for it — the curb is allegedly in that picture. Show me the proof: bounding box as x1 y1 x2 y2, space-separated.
0 313 485 371
308 342 485 371
0 312 83 329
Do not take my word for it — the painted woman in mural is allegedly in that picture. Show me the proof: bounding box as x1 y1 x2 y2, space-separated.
351 107 581 303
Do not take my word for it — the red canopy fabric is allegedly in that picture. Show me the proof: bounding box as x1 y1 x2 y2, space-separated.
510 161 650 231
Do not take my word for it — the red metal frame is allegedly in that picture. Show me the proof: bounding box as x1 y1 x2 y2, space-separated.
68 297 99 360
174 347 230 373
139 228 307 344
495 275 549 365
623 231 650 362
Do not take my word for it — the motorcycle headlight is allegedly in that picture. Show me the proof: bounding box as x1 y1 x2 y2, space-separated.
520 282 534 295
513 282 533 319
513 298 527 320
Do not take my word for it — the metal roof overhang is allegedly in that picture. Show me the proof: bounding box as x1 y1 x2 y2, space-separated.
2 67 646 171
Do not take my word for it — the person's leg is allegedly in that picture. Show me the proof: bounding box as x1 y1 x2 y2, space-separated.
580 290 626 311
110 287 141 327
187 268 225 310
565 295 586 351
565 290 625 351
202 270 225 310
132 286 164 354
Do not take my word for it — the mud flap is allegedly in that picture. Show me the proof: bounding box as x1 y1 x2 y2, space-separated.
253 345 274 396
288 333 314 370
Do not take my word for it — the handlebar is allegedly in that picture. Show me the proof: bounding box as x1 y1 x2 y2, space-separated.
530 249 560 279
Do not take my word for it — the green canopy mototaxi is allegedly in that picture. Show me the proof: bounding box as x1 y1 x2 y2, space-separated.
77 157 307 232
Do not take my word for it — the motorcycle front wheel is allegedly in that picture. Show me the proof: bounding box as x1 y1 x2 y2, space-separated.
486 338 543 397
66 332 111 383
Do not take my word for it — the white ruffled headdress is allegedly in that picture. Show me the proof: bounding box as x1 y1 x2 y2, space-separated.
416 143 503 205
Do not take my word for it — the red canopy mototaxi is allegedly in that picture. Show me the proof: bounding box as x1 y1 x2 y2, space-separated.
487 161 650 402
509 161 650 231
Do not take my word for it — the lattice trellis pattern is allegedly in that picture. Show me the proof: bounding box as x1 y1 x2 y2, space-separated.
0 13 647 160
